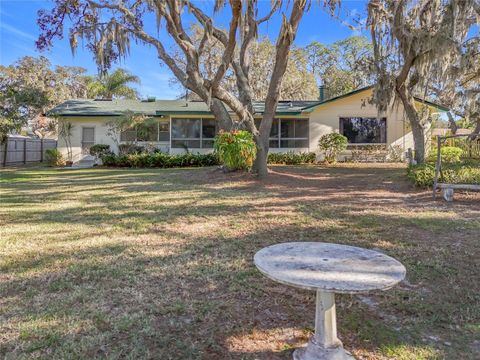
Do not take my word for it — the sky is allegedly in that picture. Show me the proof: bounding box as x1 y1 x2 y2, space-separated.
0 0 368 100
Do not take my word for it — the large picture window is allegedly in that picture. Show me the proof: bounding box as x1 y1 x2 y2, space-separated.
171 118 216 148
339 117 386 144
265 118 309 148
120 119 169 142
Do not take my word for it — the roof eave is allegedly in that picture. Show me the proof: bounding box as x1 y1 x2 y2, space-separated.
302 86 374 113
413 97 449 112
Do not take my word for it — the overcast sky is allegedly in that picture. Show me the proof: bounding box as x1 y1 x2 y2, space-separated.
0 0 368 99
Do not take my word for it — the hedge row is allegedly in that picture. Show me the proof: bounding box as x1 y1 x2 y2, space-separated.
101 153 219 168
101 151 318 168
407 160 480 187
267 152 316 165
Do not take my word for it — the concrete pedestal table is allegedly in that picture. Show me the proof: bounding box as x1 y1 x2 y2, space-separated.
254 242 406 360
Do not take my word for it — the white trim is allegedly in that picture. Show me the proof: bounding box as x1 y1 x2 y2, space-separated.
169 117 172 151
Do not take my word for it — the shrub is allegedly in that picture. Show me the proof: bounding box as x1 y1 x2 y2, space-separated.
89 144 112 157
407 161 480 187
349 144 387 162
100 153 117 166
268 152 316 165
428 146 464 163
100 152 219 168
407 163 436 187
387 145 404 162
214 130 256 171
118 143 145 155
45 148 65 167
318 133 348 163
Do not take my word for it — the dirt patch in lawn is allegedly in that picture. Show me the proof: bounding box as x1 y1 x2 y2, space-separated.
1 164 479 359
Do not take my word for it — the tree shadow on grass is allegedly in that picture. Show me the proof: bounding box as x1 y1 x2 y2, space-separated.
0 226 451 359
1 165 478 359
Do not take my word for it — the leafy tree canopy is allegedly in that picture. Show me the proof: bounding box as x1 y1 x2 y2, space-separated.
367 0 479 163
305 36 373 98
172 26 319 101
0 56 87 141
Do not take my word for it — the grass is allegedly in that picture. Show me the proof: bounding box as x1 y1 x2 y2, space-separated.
1 164 479 359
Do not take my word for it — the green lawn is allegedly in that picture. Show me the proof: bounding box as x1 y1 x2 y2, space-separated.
1 164 479 359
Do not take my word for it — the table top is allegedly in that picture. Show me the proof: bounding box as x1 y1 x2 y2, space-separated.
254 242 406 293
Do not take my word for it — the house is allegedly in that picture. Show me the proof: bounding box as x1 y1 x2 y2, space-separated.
432 128 472 137
48 86 448 163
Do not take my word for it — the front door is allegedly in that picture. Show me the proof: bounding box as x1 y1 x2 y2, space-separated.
81 127 95 154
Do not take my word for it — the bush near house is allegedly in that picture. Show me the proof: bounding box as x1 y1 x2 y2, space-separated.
318 133 348 163
428 146 464 163
407 160 480 187
101 152 219 168
89 144 113 157
268 152 316 165
118 143 146 155
214 130 257 171
101 151 318 169
45 148 65 167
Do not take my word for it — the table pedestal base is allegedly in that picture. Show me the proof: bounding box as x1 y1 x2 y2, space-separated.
293 340 355 360
293 291 355 360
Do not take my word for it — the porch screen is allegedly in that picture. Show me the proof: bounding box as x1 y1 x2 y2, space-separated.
255 118 309 148
120 119 169 142
171 119 216 149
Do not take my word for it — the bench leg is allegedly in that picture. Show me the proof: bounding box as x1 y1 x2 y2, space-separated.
443 188 454 202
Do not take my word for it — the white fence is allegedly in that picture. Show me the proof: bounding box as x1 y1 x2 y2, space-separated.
0 137 57 166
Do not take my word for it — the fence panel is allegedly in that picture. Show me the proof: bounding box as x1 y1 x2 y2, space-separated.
0 138 57 166
436 136 480 159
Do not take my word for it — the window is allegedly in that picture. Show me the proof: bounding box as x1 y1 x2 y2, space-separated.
120 119 170 142
120 129 136 142
265 118 309 148
201 119 216 148
171 118 217 148
339 117 386 144
158 121 169 141
82 127 95 154
136 122 157 142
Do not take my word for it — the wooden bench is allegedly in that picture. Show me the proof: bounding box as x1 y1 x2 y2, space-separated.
436 183 480 201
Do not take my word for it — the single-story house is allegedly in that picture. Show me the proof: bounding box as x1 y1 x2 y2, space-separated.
48 86 448 163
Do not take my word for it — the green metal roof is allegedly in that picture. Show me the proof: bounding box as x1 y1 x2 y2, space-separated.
302 86 449 113
412 97 449 112
47 87 449 117
47 98 317 117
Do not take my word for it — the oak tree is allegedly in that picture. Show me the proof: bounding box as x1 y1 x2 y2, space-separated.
37 0 339 176
0 56 88 141
367 0 479 163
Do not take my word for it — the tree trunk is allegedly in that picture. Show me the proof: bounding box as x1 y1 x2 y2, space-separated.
447 111 457 134
253 138 268 178
396 86 430 164
210 99 234 131
470 118 480 140
411 121 427 164
251 0 307 177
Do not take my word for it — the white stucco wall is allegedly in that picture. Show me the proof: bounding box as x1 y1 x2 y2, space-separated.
307 89 411 157
57 117 118 162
